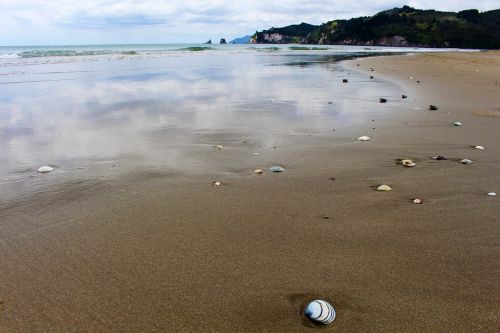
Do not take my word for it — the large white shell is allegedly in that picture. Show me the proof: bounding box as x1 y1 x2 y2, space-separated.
474 146 485 150
305 300 336 325
357 136 371 141
37 166 54 173
460 159 473 165
377 184 392 191
487 192 497 196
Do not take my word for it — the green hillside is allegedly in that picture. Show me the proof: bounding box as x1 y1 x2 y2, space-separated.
252 6 500 49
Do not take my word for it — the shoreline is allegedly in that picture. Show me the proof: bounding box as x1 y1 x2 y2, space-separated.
0 51 499 332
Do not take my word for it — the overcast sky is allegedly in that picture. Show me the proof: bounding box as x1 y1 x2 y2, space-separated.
0 0 498 45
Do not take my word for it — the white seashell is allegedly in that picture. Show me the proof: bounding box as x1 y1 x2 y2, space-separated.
213 181 222 186
253 169 264 174
460 159 473 165
402 159 416 167
270 166 285 173
37 166 54 173
487 192 497 196
409 76 414 80
305 300 336 325
413 198 423 204
453 121 463 126
216 145 224 150
357 136 371 141
377 184 392 191
253 152 260 155
474 146 485 150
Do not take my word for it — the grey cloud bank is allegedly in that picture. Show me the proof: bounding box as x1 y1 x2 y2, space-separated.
0 0 498 45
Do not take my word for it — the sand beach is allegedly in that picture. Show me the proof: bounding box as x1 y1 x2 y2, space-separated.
0 50 499 332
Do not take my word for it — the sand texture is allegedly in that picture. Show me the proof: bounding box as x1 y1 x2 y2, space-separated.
0 51 499 332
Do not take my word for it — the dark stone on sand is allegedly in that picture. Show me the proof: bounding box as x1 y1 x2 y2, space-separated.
321 215 330 219
342 79 348 83
402 94 408 99
433 155 448 160
379 98 387 103
429 105 438 110
220 38 227 44
370 76 374 79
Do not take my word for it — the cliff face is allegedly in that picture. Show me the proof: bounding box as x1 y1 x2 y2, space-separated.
252 7 500 49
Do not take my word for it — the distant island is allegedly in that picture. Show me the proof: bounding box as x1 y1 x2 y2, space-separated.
250 6 500 49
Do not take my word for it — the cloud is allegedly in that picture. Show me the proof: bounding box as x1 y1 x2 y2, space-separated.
0 0 498 44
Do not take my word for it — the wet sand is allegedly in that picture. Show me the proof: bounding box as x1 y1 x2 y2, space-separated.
1 52 499 332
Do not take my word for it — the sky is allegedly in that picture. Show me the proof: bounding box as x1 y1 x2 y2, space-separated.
0 0 498 45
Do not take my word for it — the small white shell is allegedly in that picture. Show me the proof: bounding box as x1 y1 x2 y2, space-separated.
216 145 224 150
37 166 54 173
377 184 392 191
460 159 473 165
487 192 497 196
402 159 416 167
474 146 485 150
413 198 423 204
453 121 463 126
213 181 222 187
253 169 264 174
305 300 336 325
270 166 285 173
357 136 371 141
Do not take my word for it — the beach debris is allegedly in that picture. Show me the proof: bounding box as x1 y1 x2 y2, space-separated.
357 136 371 141
487 192 497 196
253 169 264 174
305 300 336 325
356 63 360 66
330 177 336 181
460 159 473 164
379 98 387 103
213 181 222 187
377 184 392 191
328 101 333 104
429 105 438 111
409 76 414 80
402 94 408 99
402 159 416 167
370 75 374 79
474 146 485 150
37 166 54 173
431 155 448 160
270 166 285 173
370 68 374 72
413 198 423 204
453 121 463 126
216 145 224 150
416 80 421 83
342 79 348 83
321 215 330 219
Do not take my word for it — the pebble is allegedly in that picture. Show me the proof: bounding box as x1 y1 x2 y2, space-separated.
379 98 387 103
305 300 336 325
429 105 438 111
402 94 408 99
431 155 448 160
413 198 423 204
216 145 224 150
402 159 416 167
342 79 348 83
460 159 473 164
357 136 371 141
453 121 463 126
213 181 222 186
270 166 285 173
377 184 392 191
474 146 485 150
37 166 54 173
253 169 264 174
370 75 374 79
